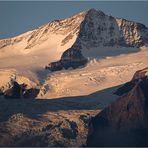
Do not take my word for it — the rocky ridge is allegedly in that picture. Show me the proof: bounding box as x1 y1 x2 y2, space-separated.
87 67 148 146
0 11 86 50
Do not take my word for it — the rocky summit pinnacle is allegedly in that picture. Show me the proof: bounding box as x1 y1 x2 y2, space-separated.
87 8 105 16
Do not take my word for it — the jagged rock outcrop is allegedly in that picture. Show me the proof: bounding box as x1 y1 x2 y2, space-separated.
4 81 39 99
46 9 148 71
132 67 148 80
87 68 148 146
45 45 88 71
115 67 148 96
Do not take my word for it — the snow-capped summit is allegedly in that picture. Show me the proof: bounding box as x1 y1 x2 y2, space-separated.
0 8 148 75
46 9 148 71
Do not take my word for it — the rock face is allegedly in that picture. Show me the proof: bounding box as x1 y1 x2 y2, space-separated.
115 67 148 96
77 9 148 48
46 46 88 71
4 81 40 99
87 67 148 147
46 8 148 71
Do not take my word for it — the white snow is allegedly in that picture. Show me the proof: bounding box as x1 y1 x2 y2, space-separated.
0 9 148 106
38 48 148 101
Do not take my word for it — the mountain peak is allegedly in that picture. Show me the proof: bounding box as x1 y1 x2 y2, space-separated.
46 9 148 72
87 8 97 13
87 8 105 17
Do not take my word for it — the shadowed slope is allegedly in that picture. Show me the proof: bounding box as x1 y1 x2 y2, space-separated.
87 68 148 147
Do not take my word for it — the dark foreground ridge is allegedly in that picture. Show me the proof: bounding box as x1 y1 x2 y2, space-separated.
87 67 148 147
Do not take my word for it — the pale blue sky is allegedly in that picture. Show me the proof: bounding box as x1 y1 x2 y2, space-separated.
0 1 148 39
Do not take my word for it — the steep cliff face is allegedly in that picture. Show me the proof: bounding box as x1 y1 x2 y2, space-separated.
86 68 148 146
47 9 148 71
116 18 148 47
76 9 148 48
